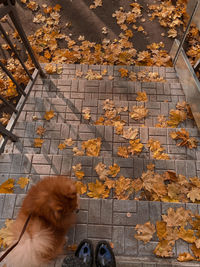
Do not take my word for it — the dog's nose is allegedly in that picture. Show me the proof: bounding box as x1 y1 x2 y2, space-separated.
76 209 80 214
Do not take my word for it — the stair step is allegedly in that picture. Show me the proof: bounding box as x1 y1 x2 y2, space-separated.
1 194 200 266
19 97 196 129
32 78 183 102
0 154 199 194
5 122 200 161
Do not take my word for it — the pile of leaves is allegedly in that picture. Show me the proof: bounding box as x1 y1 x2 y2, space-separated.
148 0 189 39
75 163 200 203
135 207 200 262
0 177 29 193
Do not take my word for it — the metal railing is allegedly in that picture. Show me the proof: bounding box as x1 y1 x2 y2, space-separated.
0 0 46 153
170 0 200 130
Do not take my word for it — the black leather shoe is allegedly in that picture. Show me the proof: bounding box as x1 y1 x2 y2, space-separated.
75 239 94 267
95 240 116 267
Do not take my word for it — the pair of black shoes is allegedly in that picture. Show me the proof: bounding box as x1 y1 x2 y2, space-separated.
62 239 116 267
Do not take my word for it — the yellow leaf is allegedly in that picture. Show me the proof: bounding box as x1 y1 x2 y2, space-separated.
34 138 44 148
167 110 187 128
87 180 109 199
36 126 46 136
75 181 87 195
162 207 192 227
17 177 29 189
191 244 200 258
135 221 156 244
82 108 91 120
115 176 133 200
95 163 109 181
73 164 85 180
82 138 101 157
75 171 85 180
73 147 85 156
44 63 57 74
178 227 196 243
117 146 129 158
58 143 66 150
0 113 10 126
156 221 167 241
108 164 120 177
136 92 148 102
177 253 195 262
104 178 116 189
118 68 129 78
44 110 54 121
53 4 62 11
130 106 148 120
27 1 38 11
168 29 177 38
122 128 138 140
64 138 74 146
187 188 200 203
0 179 14 193
170 128 198 149
154 240 174 258
0 219 15 248
128 139 144 155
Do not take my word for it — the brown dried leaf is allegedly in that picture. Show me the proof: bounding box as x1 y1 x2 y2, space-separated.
75 181 87 195
177 253 195 262
117 146 129 158
36 126 46 136
87 179 109 199
136 92 148 102
108 163 120 177
34 138 44 148
44 110 55 121
95 162 109 181
130 106 148 121
82 138 102 157
17 177 29 189
135 221 155 244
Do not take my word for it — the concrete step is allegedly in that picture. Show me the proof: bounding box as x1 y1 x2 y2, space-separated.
19 97 196 129
32 77 183 102
1 195 200 266
5 122 200 161
0 154 199 194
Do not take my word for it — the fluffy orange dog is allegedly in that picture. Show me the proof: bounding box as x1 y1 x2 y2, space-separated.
2 176 78 267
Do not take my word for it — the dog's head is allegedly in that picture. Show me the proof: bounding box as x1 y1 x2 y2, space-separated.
22 176 78 228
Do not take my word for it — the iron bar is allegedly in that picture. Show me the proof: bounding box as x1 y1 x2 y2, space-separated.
0 94 17 113
173 0 200 65
8 3 46 78
0 4 10 18
0 123 18 141
0 60 26 96
0 23 33 80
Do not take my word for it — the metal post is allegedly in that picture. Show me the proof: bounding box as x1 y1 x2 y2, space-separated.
173 0 200 65
0 123 18 141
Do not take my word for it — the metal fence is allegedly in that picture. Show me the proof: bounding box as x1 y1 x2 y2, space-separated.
170 0 200 130
0 0 45 153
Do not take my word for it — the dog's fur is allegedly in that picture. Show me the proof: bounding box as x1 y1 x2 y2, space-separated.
2 176 78 267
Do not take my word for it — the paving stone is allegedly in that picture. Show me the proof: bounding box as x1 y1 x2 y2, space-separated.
88 225 112 239
88 199 101 224
1 194 16 218
112 226 124 254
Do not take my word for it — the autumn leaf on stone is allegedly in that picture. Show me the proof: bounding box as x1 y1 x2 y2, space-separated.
114 176 133 200
85 69 102 80
154 240 175 258
191 244 200 259
134 221 155 244
162 207 192 227
64 138 74 146
27 1 38 11
156 221 167 241
34 138 44 148
108 163 120 177
170 128 198 149
103 99 115 111
129 71 137 81
104 178 116 190
0 219 15 248
114 121 125 135
177 253 195 262
117 146 129 158
155 115 168 128
75 181 87 195
118 68 129 78
87 179 109 199
187 188 200 203
178 227 196 243
82 138 101 157
147 139 169 160
76 70 83 78
94 117 105 125
44 63 57 74
73 164 85 180
95 162 109 181
190 177 200 188
122 128 138 140
167 109 187 128
130 106 148 121
36 126 46 136
132 178 143 193
44 110 54 121
73 147 85 156
58 143 66 150
82 108 91 120
0 179 14 193
168 29 177 38
128 139 144 155
136 92 148 102
17 177 30 189
90 0 102 9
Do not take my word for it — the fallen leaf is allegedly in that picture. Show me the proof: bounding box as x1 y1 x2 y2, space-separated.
156 221 167 241
178 227 196 243
44 110 54 121
122 128 138 140
177 252 195 262
75 181 87 195
44 63 57 74
0 219 15 248
191 244 200 258
128 139 144 155
34 138 44 148
82 108 91 120
167 110 187 128
82 138 102 157
87 179 109 199
95 162 109 181
187 188 200 203
108 163 120 177
73 147 84 156
135 221 155 244
17 177 30 189
36 126 46 136
0 179 14 193
130 106 148 120
58 143 67 150
170 128 198 149
136 92 148 102
117 146 129 158
64 138 74 146
115 176 133 200
154 240 174 258
162 207 192 227
118 68 129 78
